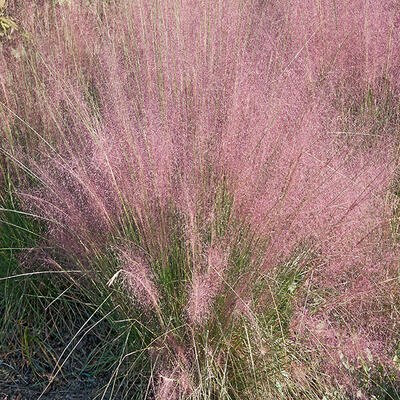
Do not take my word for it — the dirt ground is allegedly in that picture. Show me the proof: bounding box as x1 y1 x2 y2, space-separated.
0 327 124 400
0 361 108 400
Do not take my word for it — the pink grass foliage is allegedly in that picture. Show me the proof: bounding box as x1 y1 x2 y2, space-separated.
187 246 228 325
119 248 160 312
155 365 192 400
3 0 400 394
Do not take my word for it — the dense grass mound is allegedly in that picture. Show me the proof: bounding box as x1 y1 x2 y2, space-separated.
1 1 400 399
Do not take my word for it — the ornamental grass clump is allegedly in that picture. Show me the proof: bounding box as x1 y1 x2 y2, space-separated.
1 0 400 398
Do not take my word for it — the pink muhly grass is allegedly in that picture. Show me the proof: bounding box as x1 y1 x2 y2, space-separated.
290 230 400 394
187 246 228 325
119 248 160 313
2 0 400 396
155 366 192 400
